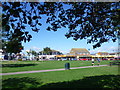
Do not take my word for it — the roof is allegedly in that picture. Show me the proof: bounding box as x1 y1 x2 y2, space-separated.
70 48 90 53
98 52 108 54
56 55 76 57
97 52 109 55
51 49 61 52
39 49 61 53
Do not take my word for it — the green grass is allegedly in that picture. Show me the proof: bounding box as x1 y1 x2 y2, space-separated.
2 66 119 89
1 60 111 73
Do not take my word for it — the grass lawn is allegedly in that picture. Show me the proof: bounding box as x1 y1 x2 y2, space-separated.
1 60 112 73
2 66 120 89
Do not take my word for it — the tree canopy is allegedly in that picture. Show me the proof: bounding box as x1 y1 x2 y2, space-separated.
40 47 52 55
4 40 23 54
2 2 120 49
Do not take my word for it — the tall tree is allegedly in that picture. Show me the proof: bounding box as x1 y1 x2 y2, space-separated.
2 2 120 48
4 40 23 54
42 47 52 55
30 50 38 56
2 24 24 54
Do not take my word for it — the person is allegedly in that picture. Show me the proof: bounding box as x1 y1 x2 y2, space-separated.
4 55 8 60
91 58 94 66
97 58 100 66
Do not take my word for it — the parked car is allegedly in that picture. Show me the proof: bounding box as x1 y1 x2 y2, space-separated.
22 56 27 60
79 58 88 61
61 58 67 61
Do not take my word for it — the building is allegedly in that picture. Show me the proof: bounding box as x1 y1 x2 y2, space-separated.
92 52 120 60
56 48 91 60
39 49 63 60
69 48 90 55
69 48 91 60
0 49 4 60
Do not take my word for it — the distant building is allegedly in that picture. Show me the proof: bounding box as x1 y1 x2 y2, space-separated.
0 49 4 60
39 49 63 60
56 48 91 60
92 52 119 60
96 52 109 55
69 48 90 55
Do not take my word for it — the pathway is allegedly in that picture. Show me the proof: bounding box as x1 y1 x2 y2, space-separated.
0 65 108 76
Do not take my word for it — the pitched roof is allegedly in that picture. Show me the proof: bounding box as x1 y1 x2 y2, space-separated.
70 48 90 53
97 52 109 55
51 49 60 52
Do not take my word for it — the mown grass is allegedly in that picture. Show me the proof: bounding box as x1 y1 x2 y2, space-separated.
2 66 119 89
1 60 111 73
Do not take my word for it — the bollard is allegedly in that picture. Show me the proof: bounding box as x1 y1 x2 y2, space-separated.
65 63 70 70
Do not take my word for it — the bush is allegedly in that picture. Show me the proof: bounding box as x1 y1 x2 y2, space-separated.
18 59 22 61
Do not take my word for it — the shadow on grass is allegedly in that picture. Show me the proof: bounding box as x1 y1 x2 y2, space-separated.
2 64 37 67
2 77 42 89
2 75 120 89
40 75 120 89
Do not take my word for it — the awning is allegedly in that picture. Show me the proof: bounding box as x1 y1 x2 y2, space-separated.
77 55 92 57
56 55 76 58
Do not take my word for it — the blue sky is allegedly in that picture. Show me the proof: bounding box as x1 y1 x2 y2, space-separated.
22 25 118 54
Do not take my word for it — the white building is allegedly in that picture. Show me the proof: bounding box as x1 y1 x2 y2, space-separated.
39 49 62 61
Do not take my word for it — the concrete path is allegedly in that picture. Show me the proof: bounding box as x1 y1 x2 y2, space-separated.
0 65 108 76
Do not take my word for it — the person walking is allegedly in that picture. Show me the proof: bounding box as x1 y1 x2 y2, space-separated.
91 58 95 66
97 58 101 66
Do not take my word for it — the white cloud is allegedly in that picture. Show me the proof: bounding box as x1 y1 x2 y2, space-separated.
90 46 119 54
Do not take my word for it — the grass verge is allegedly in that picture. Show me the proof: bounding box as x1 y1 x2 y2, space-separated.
2 60 111 73
2 66 119 89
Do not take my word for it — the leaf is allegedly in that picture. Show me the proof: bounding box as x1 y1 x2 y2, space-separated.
38 23 42 26
28 21 32 25
25 32 29 36
28 35 32 38
21 26 25 29
27 38 31 42
112 39 116 42
65 34 70 39
32 28 39 32
27 16 31 20
6 25 10 31
33 16 38 20
11 23 14 29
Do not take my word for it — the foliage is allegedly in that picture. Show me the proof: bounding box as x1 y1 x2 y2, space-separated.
43 47 52 55
2 2 120 48
30 49 38 56
4 40 23 54
39 47 52 55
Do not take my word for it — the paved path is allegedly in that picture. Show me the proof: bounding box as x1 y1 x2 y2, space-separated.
0 65 108 76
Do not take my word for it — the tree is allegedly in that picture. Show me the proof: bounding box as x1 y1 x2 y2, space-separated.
4 40 23 54
2 2 120 48
30 50 38 56
2 25 24 54
42 47 52 55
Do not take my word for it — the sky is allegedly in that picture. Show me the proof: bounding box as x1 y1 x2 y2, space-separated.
22 24 119 54
20 2 119 55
